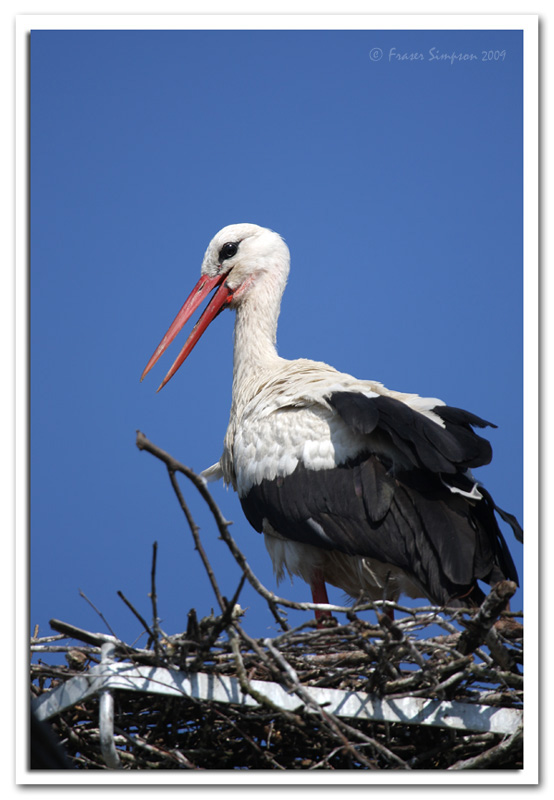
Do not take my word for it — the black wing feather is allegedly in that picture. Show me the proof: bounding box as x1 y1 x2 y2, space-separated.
241 456 518 605
329 392 494 472
240 390 520 606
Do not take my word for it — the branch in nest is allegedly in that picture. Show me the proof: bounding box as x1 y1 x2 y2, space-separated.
456 580 520 671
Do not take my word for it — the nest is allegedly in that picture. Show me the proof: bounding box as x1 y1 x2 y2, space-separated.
30 433 523 771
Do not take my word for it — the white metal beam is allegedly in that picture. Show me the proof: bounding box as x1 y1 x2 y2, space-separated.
32 661 522 736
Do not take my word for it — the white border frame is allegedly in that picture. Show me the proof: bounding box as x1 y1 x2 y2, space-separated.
15 13 538 787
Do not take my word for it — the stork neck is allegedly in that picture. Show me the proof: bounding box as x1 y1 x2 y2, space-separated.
231 276 283 407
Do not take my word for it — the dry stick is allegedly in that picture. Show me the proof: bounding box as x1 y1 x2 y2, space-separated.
67 599 162 696
187 575 248 673
228 627 302 723
426 613 496 668
137 431 291 629
49 618 120 648
457 580 517 657
448 725 523 770
31 644 99 658
30 632 67 645
373 605 429 672
117 590 157 646
78 589 119 641
485 630 518 672
149 541 162 658
232 621 293 680
47 618 173 668
224 572 248 618
166 467 227 613
231 621 307 726
309 741 377 770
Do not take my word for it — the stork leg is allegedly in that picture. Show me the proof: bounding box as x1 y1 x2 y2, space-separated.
310 570 333 626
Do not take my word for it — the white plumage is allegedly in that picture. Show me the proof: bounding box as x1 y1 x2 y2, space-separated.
142 223 521 620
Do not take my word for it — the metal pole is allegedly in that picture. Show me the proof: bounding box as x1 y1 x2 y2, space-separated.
98 642 121 769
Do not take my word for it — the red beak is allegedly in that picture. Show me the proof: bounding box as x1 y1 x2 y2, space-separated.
141 272 233 391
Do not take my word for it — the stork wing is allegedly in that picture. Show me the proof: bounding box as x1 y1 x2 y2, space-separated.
240 391 520 606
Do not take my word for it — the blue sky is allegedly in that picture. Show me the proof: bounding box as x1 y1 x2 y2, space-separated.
30 27 523 646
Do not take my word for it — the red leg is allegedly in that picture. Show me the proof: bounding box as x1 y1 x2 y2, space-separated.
311 570 333 626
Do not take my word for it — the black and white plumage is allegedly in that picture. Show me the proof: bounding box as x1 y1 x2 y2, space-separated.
142 223 521 617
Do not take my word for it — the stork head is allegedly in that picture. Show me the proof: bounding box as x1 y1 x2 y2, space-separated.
141 223 289 390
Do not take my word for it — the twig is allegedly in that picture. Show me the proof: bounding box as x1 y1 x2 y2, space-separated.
116 590 157 647
30 632 67 645
228 627 302 723
166 468 226 613
78 589 119 640
149 541 162 658
449 726 523 770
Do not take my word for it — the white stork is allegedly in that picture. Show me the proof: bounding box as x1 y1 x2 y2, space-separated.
141 223 521 620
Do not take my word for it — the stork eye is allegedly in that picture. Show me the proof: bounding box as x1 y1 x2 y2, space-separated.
219 242 239 261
